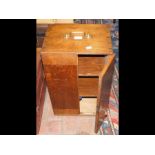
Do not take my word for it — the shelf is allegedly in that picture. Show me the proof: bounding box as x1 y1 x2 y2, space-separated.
80 98 97 115
78 56 105 76
78 77 98 97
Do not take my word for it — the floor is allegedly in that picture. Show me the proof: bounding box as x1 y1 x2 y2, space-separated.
39 89 96 135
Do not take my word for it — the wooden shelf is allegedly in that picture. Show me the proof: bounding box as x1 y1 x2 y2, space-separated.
80 98 97 115
78 77 98 97
78 56 105 76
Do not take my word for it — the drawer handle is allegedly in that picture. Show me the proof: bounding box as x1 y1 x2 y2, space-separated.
64 32 92 40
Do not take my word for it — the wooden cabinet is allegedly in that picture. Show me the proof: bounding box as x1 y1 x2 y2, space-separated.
41 24 115 133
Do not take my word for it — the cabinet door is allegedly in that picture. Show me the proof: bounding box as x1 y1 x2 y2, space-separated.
95 54 115 133
42 53 80 115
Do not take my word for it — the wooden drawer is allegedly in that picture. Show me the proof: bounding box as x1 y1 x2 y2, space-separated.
78 55 105 76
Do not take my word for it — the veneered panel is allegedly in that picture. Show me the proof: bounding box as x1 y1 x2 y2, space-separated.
95 54 115 133
42 53 80 114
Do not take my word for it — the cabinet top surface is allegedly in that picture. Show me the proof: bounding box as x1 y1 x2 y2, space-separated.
41 24 113 55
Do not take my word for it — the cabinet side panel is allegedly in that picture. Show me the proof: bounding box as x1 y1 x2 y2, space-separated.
42 53 80 115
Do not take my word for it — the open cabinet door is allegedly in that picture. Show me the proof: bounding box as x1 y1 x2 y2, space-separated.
95 54 115 133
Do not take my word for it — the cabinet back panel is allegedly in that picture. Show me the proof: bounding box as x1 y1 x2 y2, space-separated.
78 56 105 76
78 77 98 97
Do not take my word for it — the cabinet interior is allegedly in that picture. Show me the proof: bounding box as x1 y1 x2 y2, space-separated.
78 55 106 115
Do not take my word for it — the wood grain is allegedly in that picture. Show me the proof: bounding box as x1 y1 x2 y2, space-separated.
40 24 115 133
78 56 105 76
42 24 113 54
53 109 80 115
95 54 115 133
78 77 98 97
41 52 77 65
42 53 80 114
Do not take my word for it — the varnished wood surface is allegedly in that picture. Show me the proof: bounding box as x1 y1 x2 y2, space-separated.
95 54 115 133
53 109 80 115
42 53 80 114
41 52 77 65
42 24 113 54
78 56 105 76
78 77 98 97
37 19 74 35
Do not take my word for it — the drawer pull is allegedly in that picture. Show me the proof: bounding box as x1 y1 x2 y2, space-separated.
64 32 92 40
